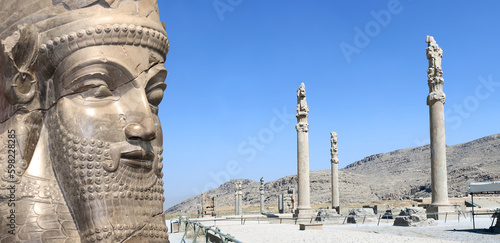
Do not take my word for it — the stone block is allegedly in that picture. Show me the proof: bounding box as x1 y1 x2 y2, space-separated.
347 208 374 224
299 223 323 230
316 209 338 222
394 207 437 227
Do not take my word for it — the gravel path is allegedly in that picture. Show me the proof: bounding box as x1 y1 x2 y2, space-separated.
167 216 499 243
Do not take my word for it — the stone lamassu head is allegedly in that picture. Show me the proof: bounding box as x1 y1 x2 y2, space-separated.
0 1 169 242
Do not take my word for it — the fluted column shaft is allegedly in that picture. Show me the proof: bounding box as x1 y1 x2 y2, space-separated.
296 126 311 210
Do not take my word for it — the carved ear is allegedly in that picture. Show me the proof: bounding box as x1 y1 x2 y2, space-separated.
2 25 39 105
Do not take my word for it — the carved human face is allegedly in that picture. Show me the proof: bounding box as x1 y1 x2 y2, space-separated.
46 45 168 242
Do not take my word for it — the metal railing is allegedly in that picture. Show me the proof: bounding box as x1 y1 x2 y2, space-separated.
176 216 243 243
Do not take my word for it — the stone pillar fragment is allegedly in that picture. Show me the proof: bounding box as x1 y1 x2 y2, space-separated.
236 181 243 215
259 177 265 214
330 132 340 212
293 83 314 219
278 194 284 213
425 36 455 220
234 182 241 215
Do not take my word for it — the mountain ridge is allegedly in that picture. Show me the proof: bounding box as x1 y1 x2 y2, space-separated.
166 133 500 214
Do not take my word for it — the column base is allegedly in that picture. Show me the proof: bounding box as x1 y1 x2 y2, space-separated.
293 208 315 219
427 205 457 220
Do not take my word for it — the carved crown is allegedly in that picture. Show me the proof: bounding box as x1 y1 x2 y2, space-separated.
0 0 168 122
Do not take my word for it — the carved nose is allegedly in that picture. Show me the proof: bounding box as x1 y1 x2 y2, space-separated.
124 118 156 141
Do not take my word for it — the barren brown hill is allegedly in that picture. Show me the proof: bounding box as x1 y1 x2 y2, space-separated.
165 133 500 214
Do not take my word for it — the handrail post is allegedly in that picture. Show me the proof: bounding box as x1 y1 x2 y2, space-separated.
472 192 475 229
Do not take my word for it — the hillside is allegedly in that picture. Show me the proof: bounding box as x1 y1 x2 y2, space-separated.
165 133 500 214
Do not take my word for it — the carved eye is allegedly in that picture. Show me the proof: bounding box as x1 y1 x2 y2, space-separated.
73 81 113 100
147 88 164 106
94 85 113 98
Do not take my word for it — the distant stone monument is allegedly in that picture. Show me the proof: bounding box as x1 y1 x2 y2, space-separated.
293 83 314 219
279 187 296 214
425 36 454 219
330 132 340 212
201 192 217 217
259 177 265 214
234 181 242 215
0 1 169 242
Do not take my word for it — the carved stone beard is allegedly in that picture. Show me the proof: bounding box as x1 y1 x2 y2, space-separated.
46 112 168 242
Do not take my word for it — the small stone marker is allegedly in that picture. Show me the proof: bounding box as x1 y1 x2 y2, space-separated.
299 223 323 230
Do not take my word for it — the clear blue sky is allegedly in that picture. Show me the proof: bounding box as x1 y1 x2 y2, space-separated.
158 0 500 209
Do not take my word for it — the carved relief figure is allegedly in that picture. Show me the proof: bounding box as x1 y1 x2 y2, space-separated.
0 1 169 242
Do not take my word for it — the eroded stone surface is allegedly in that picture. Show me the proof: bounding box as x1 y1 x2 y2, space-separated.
393 207 437 227
347 208 374 224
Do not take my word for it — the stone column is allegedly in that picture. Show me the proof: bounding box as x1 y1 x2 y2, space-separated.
234 183 240 215
278 194 283 213
237 181 243 215
330 132 340 211
425 36 454 219
259 177 265 214
293 83 314 219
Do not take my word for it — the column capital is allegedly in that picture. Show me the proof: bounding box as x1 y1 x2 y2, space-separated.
426 36 446 106
427 91 446 105
330 132 339 164
296 122 309 132
296 82 309 120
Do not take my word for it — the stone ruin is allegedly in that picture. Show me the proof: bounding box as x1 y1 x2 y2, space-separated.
315 208 338 222
278 187 296 214
234 181 243 215
199 192 216 217
393 207 437 227
347 208 375 224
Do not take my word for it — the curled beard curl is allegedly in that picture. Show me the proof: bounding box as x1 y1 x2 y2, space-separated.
46 110 168 242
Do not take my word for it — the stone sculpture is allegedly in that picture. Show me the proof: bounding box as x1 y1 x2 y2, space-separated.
0 1 169 242
330 132 340 212
425 36 454 219
293 83 314 219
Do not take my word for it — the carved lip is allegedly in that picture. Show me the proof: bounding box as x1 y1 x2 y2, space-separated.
120 150 154 168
